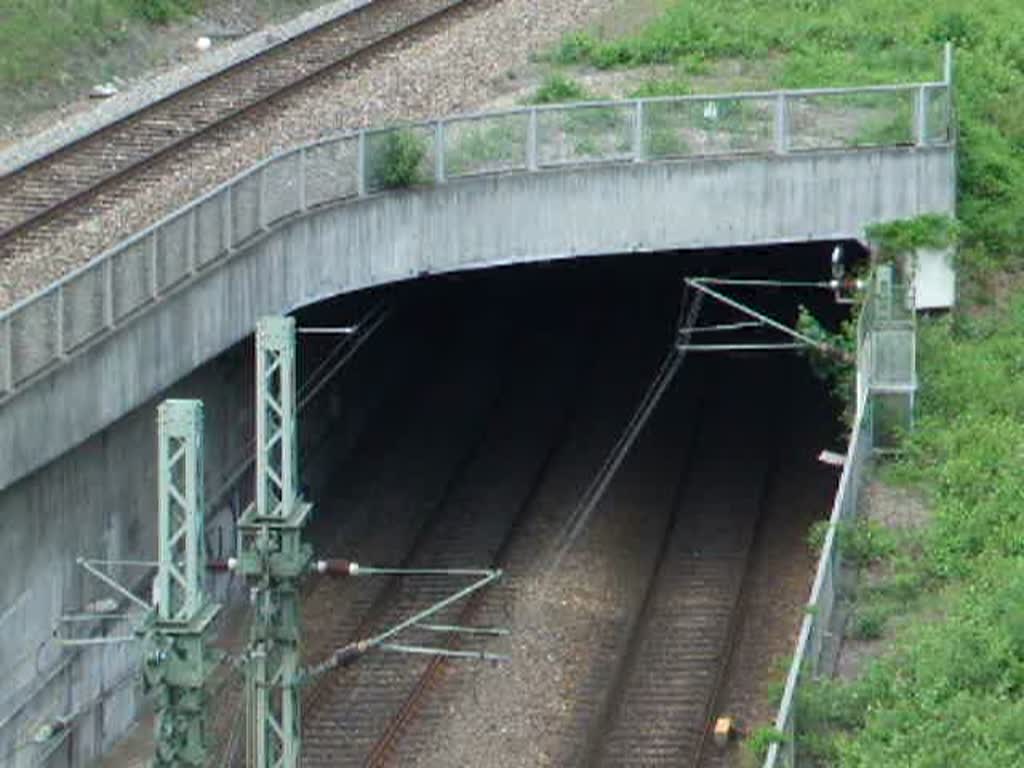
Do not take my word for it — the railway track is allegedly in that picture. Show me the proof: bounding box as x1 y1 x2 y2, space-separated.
587 363 774 767
205 268 794 767
298 281 608 763
0 0 485 258
354 284 708 766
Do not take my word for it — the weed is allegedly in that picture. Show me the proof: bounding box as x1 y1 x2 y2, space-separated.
747 726 785 760
849 605 886 640
629 77 692 98
131 0 195 23
837 519 897 567
529 73 591 105
367 129 428 190
866 214 961 256
796 303 858 424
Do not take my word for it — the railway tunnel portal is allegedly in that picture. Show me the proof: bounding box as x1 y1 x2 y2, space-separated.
0 83 952 767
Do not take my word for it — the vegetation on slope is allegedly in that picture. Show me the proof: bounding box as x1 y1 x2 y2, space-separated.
553 1 1024 764
0 0 320 123
555 0 1024 286
0 0 196 85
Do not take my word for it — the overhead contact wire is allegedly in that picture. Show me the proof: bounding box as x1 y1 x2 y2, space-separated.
550 287 704 568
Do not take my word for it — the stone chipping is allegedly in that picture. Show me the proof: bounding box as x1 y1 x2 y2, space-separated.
0 0 619 311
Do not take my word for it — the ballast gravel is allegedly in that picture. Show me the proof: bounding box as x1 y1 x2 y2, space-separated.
0 0 618 310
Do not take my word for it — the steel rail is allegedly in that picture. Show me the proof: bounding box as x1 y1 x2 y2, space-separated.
691 461 777 768
357 304 610 768
0 0 488 253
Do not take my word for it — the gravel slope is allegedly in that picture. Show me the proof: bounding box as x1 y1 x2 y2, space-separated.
0 0 619 310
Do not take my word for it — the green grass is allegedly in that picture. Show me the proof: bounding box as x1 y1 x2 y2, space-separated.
546 1 1024 763
527 73 592 105
0 0 197 86
554 0 1024 276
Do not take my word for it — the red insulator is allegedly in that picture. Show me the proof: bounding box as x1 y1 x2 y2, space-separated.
315 558 356 576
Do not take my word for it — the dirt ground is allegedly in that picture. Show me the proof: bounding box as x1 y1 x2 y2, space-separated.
834 479 931 681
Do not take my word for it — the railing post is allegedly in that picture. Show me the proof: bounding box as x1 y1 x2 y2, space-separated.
944 41 954 85
633 100 645 162
435 121 446 184
224 184 234 252
258 166 268 231
104 256 115 328
1 317 12 394
774 92 788 154
149 232 159 299
527 109 539 172
357 131 368 196
297 148 307 213
186 207 197 276
56 287 65 360
916 85 928 147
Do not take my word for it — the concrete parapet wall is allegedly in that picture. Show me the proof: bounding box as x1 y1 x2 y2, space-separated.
0 146 955 494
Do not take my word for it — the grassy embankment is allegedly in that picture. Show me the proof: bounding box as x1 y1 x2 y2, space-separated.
545 2 1024 764
0 0 318 126
0 1 197 86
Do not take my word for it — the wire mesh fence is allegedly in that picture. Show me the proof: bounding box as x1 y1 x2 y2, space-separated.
0 81 950 398
443 113 530 177
764 269 915 768
644 96 776 157
785 88 918 151
536 102 636 166
765 392 874 768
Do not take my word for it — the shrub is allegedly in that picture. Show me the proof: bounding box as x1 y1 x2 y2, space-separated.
368 129 427 189
747 726 786 760
529 73 590 104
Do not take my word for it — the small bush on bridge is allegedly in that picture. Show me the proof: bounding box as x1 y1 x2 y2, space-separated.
367 129 428 190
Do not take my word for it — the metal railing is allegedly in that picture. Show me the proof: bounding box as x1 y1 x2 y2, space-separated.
763 270 915 767
0 80 951 404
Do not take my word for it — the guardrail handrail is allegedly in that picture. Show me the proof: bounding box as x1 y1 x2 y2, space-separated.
0 77 953 402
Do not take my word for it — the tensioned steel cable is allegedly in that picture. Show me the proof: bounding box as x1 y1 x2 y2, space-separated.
549 286 705 569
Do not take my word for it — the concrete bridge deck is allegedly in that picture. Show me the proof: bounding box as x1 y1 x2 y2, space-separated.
1 83 955 491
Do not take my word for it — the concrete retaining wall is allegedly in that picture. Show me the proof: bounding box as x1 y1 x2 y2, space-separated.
0 344 254 767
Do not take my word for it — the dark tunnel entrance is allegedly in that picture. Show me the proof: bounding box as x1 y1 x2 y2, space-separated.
218 243 861 766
